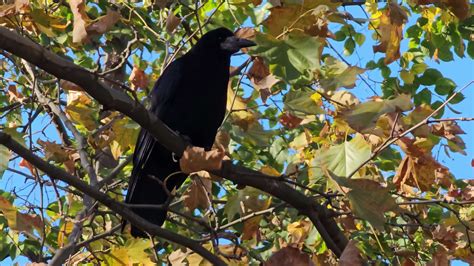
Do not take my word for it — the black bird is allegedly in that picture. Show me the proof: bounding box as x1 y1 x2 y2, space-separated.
125 27 256 237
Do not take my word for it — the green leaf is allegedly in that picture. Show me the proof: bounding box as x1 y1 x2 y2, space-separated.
334 30 346 42
315 134 371 178
342 94 414 132
0 145 10 179
330 175 400 231
411 62 427 75
344 38 355 56
418 68 442 85
435 78 456 95
354 33 365 46
400 70 415 84
284 90 323 117
251 32 321 84
414 88 432 105
319 56 365 91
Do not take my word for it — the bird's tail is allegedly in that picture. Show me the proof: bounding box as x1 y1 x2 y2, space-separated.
124 165 186 238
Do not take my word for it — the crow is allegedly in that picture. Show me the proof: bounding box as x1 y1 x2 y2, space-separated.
124 27 255 237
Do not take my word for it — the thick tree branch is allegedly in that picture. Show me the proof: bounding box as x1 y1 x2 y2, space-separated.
0 26 348 257
0 132 225 266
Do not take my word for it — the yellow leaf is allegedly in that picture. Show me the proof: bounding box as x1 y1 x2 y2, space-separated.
0 196 44 234
260 165 280 176
227 85 257 130
287 220 312 248
57 221 74 247
372 3 408 64
103 238 155 265
65 90 96 131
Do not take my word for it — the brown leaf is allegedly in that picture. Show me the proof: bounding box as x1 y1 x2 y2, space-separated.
7 85 25 103
248 57 280 103
264 3 338 38
183 176 212 210
70 0 91 44
129 66 149 90
19 158 37 178
86 9 121 36
213 130 230 152
372 3 408 64
280 112 303 129
165 10 181 34
432 225 462 249
0 195 44 234
339 240 363 266
394 154 444 192
427 245 449 266
265 247 314 266
416 0 469 20
60 80 82 91
179 146 225 174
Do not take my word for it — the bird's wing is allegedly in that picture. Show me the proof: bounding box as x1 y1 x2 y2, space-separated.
126 60 185 203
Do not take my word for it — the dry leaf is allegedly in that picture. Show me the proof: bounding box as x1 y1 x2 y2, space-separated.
182 176 212 210
129 66 149 90
86 9 121 35
265 247 314 266
372 3 408 64
70 0 90 44
287 220 312 248
7 85 25 103
166 10 181 34
280 112 303 129
179 146 225 174
339 240 363 266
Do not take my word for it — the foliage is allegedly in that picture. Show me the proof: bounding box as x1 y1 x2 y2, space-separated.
0 0 473 264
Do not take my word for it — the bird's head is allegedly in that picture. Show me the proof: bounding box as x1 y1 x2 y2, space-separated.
193 27 256 55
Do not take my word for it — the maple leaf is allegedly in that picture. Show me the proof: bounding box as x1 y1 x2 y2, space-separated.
373 3 408 64
179 146 225 174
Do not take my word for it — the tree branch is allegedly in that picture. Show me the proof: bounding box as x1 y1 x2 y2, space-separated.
0 132 226 266
0 25 348 257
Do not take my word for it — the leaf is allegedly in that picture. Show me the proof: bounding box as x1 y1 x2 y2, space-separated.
179 146 225 174
316 134 371 178
248 57 280 103
251 32 322 84
435 77 456 95
394 153 443 191
224 187 270 221
279 112 303 129
330 175 400 230
265 247 314 266
339 240 363 266
70 0 91 44
19 159 38 178
284 90 323 118
330 90 360 109
287 220 312 248
86 9 121 36
0 145 11 179
0 196 44 234
165 10 181 34
110 116 140 160
182 176 212 211
342 94 413 132
318 56 365 91
57 221 74 247
263 3 338 38
372 3 408 64
129 66 149 90
65 90 97 130
227 85 257 130
102 238 155 265
7 85 25 103
416 0 469 20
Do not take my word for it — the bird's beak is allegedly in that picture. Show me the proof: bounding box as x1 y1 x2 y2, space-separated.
221 36 256 53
